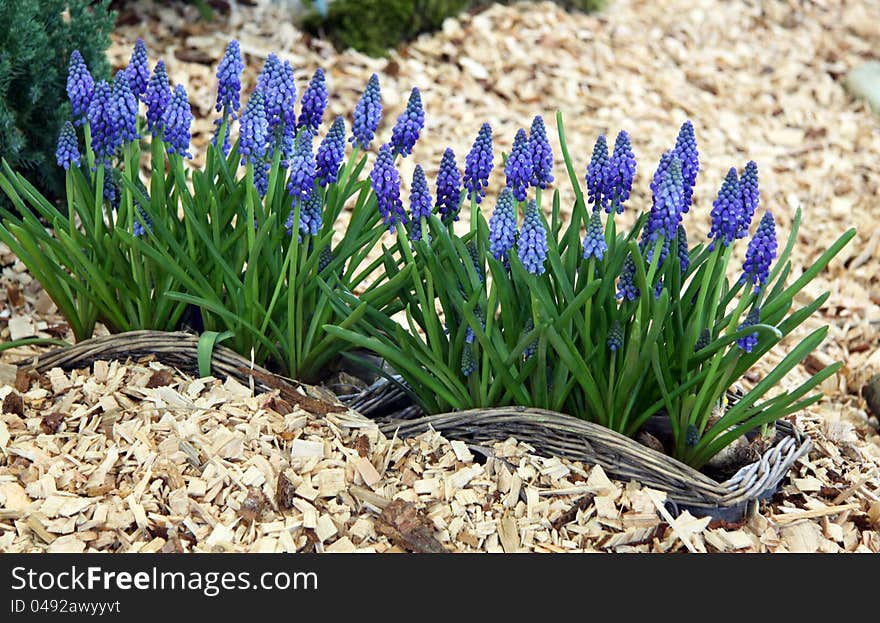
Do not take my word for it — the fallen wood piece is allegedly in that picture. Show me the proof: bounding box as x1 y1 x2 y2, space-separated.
551 493 596 531
375 499 447 553
772 504 860 524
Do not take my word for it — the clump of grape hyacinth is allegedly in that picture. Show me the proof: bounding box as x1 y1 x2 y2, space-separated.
162 85 194 158
67 50 94 125
607 321 623 351
409 165 433 242
297 68 328 133
582 210 607 261
708 167 743 250
606 131 636 214
505 128 533 202
390 87 424 158
740 211 777 292
673 121 699 212
55 122 80 170
239 92 269 163
88 81 118 165
350 74 381 150
286 129 316 203
126 38 150 98
463 123 493 204
488 188 517 261
518 200 547 275
316 117 346 186
370 144 405 233
586 135 609 211
736 307 761 353
528 115 554 190
737 160 759 238
112 72 140 144
435 148 461 224
145 60 171 136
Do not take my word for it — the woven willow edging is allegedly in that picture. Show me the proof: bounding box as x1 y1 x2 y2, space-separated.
19 331 810 520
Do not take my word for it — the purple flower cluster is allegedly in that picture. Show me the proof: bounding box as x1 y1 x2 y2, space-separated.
463 123 493 204
55 121 80 170
370 144 405 233
582 209 607 261
528 115 554 190
586 131 636 214
708 167 741 249
125 38 150 98
435 148 461 224
112 72 140 144
408 164 433 242
643 154 685 264
87 81 118 165
505 128 532 202
257 54 296 135
162 85 193 158
351 74 381 150
738 160 759 238
517 200 547 275
297 68 328 133
488 188 517 261
617 253 639 301
673 121 699 212
215 40 244 117
736 307 761 353
67 50 94 125
298 192 323 240
740 211 777 292
460 346 477 377
316 117 346 186
145 60 172 136
676 225 689 273
607 321 623 351
586 135 609 211
286 130 316 203
390 87 424 158
239 92 269 163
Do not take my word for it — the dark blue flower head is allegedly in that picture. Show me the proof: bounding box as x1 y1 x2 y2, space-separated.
286 129 316 203
370 143 405 233
435 148 462 224
463 122 493 204
518 199 547 275
709 167 743 249
257 54 296 135
685 424 700 448
297 68 328 133
695 328 711 352
88 81 118 165
55 121 80 170
215 40 244 117
133 203 152 238
67 50 94 125
740 211 777 292
162 84 193 158
586 134 609 211
489 188 517 261
676 225 689 274
126 38 150 98
390 87 424 158
606 130 636 214
112 71 140 144
409 164 433 242
737 160 759 238
505 128 533 202
607 320 623 351
253 161 269 197
461 346 477 377
239 91 269 163
316 116 346 186
523 317 537 360
643 154 685 264
736 307 761 353
617 252 639 301
144 60 172 136
582 209 607 261
673 121 699 212
103 165 120 209
528 115 554 189
297 192 323 240
350 73 381 150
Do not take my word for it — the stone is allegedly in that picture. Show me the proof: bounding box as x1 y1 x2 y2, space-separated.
845 62 880 115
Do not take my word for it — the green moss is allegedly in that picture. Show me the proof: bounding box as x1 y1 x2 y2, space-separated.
303 0 605 57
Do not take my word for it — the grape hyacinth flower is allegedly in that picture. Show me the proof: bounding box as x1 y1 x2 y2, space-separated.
736 307 761 353
523 317 537 360
466 241 483 283
103 166 120 209
643 155 685 264
685 424 700 448
488 188 517 261
676 225 690 273
144 60 171 136
370 144 405 233
606 130 636 214
215 40 244 117
435 148 462 224
125 38 150 98
112 72 139 144
586 135 609 211
409 164 433 242
298 192 323 240
133 204 152 237
461 346 477 377
673 121 699 212
67 50 94 125
505 128 533 202
239 91 269 163
740 211 777 292
297 68 328 133
708 167 742 250
162 85 194 158
737 160 759 238
390 87 424 158
617 252 639 301
518 199 547 275
257 54 296 135
316 117 346 186
55 121 80 170
253 161 269 198
463 123 493 204
88 81 117 165
607 321 623 351
528 115 554 190
582 209 607 261
350 74 381 150
286 129 316 203
695 328 711 352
